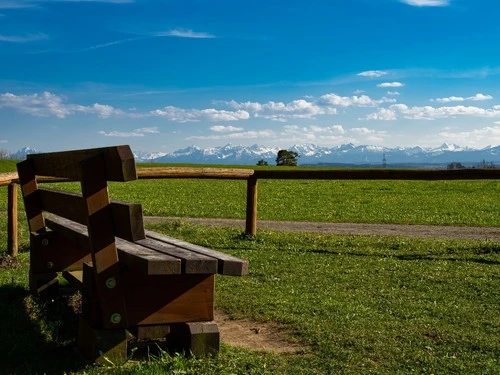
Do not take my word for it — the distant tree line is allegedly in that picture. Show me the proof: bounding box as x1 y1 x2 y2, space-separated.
447 160 497 169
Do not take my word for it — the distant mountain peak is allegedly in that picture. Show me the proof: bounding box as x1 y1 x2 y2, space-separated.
12 143 500 167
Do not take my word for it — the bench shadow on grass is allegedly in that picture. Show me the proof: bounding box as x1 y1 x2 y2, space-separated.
0 283 87 375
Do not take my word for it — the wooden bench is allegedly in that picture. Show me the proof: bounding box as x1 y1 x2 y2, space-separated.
16 145 248 364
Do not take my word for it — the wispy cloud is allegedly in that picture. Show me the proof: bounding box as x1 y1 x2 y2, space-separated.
79 36 146 51
0 32 48 43
357 70 388 78
399 0 450 7
158 29 216 39
431 93 493 103
0 0 133 9
79 29 215 51
99 127 159 137
377 82 404 88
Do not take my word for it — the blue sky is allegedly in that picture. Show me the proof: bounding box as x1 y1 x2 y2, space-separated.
2 0 500 153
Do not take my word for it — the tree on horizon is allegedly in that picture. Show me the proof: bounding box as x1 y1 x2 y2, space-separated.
276 150 299 166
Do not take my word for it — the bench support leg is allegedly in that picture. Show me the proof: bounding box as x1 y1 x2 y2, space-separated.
29 271 59 299
169 322 220 357
77 318 128 366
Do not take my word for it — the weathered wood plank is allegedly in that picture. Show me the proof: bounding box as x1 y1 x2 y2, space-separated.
145 230 249 276
138 167 253 180
121 272 214 326
39 188 87 224
253 168 500 180
0 172 19 187
245 176 258 237
7 183 18 256
46 216 181 275
17 159 45 233
39 188 145 241
80 152 128 329
110 199 146 241
27 145 136 182
136 238 217 274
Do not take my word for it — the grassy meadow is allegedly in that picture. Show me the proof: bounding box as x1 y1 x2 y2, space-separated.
0 161 499 374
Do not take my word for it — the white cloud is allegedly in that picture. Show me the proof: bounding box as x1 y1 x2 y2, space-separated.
187 130 275 140
433 93 493 103
437 126 500 147
98 126 159 137
210 125 245 132
365 103 500 121
350 127 387 144
319 93 388 107
150 106 249 122
228 99 336 121
400 0 450 6
0 91 123 118
158 29 215 39
0 33 48 43
377 82 404 88
227 93 397 121
364 107 398 121
280 125 348 143
280 124 386 145
357 70 388 78
0 139 7 143
387 91 400 96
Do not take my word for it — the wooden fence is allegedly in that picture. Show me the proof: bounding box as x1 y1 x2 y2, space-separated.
3 167 500 256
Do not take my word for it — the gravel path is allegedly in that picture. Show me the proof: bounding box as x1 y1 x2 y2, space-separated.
144 217 500 240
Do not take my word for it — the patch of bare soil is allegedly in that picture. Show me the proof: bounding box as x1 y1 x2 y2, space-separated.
0 255 21 268
214 310 305 353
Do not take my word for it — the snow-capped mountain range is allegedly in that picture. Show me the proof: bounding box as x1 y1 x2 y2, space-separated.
7 143 500 167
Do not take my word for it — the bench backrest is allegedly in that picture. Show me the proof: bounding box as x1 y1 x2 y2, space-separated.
17 145 141 328
17 145 144 240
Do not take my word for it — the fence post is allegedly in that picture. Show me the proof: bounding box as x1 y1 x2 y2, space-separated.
7 182 18 257
245 176 258 236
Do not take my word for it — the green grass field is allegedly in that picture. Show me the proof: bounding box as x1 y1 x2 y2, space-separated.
0 161 499 374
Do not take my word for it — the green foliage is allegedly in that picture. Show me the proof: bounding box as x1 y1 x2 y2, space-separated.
256 159 269 166
276 150 299 166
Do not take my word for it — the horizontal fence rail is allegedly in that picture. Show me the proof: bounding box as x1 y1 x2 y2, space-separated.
3 167 500 255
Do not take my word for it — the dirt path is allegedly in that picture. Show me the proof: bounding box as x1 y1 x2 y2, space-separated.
144 217 500 241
